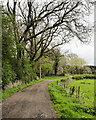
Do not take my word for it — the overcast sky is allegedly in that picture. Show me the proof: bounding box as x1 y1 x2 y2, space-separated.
61 38 94 65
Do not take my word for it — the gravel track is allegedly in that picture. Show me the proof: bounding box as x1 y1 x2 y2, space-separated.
2 80 57 118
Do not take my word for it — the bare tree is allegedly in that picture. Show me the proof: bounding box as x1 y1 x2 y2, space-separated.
6 0 92 62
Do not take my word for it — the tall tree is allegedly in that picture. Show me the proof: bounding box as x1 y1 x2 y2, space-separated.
2 9 17 89
58 57 69 75
68 56 86 74
48 49 62 75
68 56 86 67
6 0 92 62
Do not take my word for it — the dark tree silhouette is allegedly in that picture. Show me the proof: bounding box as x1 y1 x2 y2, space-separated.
6 0 91 62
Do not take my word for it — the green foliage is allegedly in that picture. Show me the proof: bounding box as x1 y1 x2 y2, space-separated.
83 74 96 79
2 60 16 89
58 57 69 75
22 57 37 83
41 64 52 77
67 56 86 74
68 56 86 66
2 11 17 89
68 65 85 74
72 74 96 80
2 10 37 89
41 57 53 77
72 74 83 80
35 56 54 77
83 66 92 74
2 12 17 88
48 48 62 75
48 80 94 118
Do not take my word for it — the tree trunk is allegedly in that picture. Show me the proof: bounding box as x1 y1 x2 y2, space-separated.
40 58 41 79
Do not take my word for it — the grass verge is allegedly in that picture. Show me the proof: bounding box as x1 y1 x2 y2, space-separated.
48 79 95 118
2 75 69 100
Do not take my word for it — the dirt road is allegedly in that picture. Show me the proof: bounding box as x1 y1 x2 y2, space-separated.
2 80 57 118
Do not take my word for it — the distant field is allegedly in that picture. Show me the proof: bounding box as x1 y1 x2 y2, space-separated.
48 79 95 118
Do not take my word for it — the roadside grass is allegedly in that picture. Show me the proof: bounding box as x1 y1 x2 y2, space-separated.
48 79 95 118
2 75 69 100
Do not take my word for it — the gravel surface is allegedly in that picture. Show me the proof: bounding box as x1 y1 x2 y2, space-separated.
2 80 57 118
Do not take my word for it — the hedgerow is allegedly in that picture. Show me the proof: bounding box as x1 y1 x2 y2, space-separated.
72 74 96 80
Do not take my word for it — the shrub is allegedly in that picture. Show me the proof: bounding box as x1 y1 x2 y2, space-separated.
72 75 83 80
72 74 96 80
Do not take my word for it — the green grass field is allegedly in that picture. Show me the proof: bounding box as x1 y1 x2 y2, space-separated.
2 75 69 100
48 79 95 118
67 79 94 108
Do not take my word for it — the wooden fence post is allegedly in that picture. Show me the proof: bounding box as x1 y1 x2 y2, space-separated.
64 83 66 89
57 81 58 86
78 86 80 98
60 81 62 86
69 86 72 95
72 86 75 95
76 86 78 98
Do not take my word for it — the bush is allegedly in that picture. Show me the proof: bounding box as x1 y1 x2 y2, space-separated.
72 75 83 80
72 74 96 80
22 58 37 83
